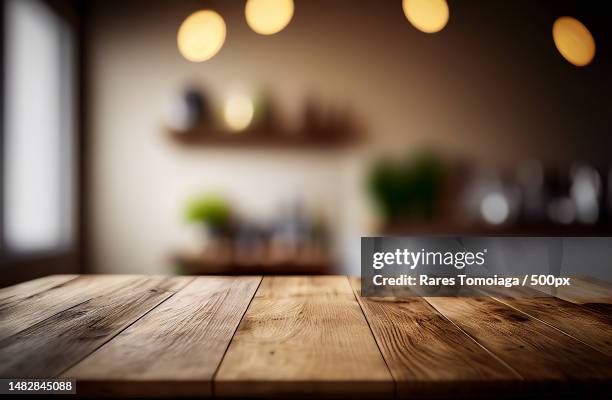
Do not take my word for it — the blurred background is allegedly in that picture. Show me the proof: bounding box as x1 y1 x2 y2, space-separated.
1 0 611 285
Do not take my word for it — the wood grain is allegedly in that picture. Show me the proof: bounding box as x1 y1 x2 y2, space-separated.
0 276 191 378
2 274 612 397
64 276 261 397
424 295 612 382
480 285 612 356
579 276 612 289
0 275 77 303
214 276 393 398
547 277 612 304
0 275 151 341
349 278 519 398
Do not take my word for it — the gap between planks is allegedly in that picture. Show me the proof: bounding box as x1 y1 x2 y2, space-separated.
210 276 264 382
349 277 521 399
3 275 610 398
56 276 197 377
0 276 193 378
213 276 394 399
0 275 79 303
0 275 170 342
346 276 398 399
66 276 262 397
422 291 612 383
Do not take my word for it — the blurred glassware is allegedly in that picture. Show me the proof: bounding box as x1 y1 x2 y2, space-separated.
164 87 209 132
461 168 524 227
570 164 601 225
608 166 612 221
480 185 520 227
252 90 279 131
369 151 611 233
177 193 331 275
234 222 267 266
516 159 545 222
480 192 509 225
548 197 576 225
270 200 306 262
301 98 325 138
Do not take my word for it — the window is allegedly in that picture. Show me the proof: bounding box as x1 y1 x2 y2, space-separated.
2 0 76 256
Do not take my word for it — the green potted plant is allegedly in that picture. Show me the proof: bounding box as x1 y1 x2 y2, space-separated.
367 151 445 227
184 194 232 237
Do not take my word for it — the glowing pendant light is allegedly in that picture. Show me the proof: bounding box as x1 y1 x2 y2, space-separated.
402 0 449 33
177 10 226 62
552 16 595 67
245 0 294 35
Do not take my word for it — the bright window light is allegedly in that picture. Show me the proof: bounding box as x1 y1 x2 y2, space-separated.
3 0 75 253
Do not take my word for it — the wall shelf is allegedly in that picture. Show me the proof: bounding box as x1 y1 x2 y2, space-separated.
173 251 333 275
382 221 612 236
167 125 358 149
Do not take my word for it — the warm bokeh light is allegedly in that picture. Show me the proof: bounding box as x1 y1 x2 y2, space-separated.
224 95 254 131
177 10 226 62
402 0 449 33
552 17 595 67
245 0 294 35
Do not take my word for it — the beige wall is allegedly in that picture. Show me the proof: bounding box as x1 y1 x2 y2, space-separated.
87 0 611 274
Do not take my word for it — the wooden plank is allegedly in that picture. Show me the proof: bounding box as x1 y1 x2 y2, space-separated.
0 275 152 341
424 295 612 384
214 276 393 398
579 276 612 289
64 276 261 397
480 285 612 356
0 276 191 378
548 277 612 304
349 277 519 398
0 274 78 303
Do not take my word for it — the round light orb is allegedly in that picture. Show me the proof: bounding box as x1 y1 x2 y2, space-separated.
570 165 600 224
245 0 294 35
177 10 226 62
552 16 595 67
224 95 254 132
402 0 449 33
480 193 509 226
548 198 576 225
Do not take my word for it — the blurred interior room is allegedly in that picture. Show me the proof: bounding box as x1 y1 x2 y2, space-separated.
1 0 611 286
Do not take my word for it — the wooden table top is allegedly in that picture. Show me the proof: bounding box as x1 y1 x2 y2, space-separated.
0 275 610 398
